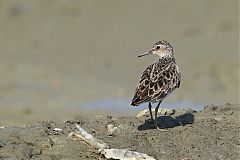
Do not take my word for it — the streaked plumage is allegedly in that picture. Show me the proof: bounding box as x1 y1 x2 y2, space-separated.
131 40 181 130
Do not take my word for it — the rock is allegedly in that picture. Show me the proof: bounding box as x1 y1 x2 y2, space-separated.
137 108 175 118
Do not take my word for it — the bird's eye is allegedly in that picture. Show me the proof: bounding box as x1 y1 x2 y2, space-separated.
156 46 160 49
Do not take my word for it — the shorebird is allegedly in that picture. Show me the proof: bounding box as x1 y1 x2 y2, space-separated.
131 40 181 130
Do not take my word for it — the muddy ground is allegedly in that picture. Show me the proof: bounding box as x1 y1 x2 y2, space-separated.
0 103 239 160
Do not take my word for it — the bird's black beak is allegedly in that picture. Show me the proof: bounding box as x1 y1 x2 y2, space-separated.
138 50 152 58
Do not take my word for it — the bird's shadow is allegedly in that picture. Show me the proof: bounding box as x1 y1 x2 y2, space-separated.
138 113 194 131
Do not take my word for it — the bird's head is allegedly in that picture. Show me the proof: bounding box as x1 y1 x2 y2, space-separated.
138 40 173 58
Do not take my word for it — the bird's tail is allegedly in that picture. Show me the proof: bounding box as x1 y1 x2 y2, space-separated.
130 99 140 106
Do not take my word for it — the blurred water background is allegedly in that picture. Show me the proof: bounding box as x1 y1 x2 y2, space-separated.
0 0 239 125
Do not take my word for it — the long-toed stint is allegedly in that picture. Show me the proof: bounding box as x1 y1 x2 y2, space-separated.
131 40 181 130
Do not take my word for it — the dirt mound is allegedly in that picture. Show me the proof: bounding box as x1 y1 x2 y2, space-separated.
0 103 239 160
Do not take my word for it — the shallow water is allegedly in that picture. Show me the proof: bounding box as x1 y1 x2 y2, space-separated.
81 98 204 113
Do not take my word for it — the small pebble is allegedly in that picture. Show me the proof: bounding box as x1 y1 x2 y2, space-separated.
53 128 63 132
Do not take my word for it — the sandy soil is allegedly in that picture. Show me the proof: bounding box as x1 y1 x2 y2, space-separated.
0 103 239 160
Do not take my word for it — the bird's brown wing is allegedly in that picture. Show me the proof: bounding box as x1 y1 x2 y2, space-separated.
131 63 180 106
131 64 154 106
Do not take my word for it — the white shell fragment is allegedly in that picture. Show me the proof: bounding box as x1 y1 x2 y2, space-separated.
69 123 156 160
99 148 156 160
137 107 175 118
107 124 118 135
69 123 109 149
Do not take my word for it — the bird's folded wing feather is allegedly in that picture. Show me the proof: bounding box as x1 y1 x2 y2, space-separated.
132 62 180 106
